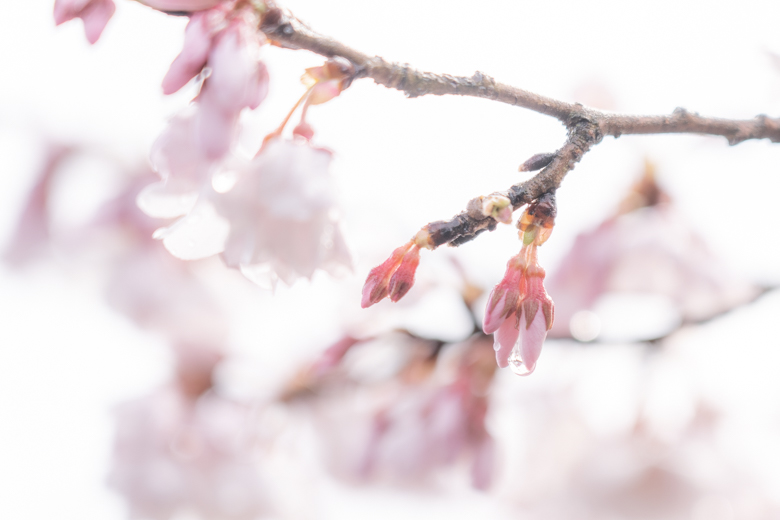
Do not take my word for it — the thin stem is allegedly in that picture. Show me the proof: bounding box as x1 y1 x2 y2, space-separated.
256 4 780 248
266 83 313 141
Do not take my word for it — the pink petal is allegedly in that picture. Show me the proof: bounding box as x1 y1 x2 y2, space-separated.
53 0 91 25
493 315 520 369
196 103 239 160
202 21 263 112
482 290 507 335
509 310 548 376
161 11 216 95
470 437 495 491
307 80 342 106
80 0 115 44
149 106 217 185
387 246 420 302
246 61 270 110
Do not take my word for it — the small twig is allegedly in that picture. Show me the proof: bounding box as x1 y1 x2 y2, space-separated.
259 5 780 247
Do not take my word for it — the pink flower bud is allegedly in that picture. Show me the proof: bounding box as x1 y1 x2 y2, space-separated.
482 254 525 334
493 314 521 369
293 121 315 141
361 242 421 308
485 248 555 375
387 245 420 302
506 309 548 376
161 10 219 95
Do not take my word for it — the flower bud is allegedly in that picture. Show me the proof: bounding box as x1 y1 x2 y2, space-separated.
518 192 556 246
361 241 421 308
387 246 421 302
481 194 513 224
482 253 525 334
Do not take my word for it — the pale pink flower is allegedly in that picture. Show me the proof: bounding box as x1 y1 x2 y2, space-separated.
3 146 73 266
215 138 351 286
295 334 496 489
161 9 226 96
108 347 271 520
105 242 229 345
197 18 269 159
160 8 269 159
138 106 218 219
546 169 758 339
53 0 115 44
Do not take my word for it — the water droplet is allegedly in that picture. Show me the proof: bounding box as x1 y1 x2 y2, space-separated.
508 348 533 376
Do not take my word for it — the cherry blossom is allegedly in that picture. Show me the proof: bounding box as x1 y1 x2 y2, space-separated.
547 164 759 340
286 333 497 490
108 345 271 520
216 138 351 287
196 17 269 159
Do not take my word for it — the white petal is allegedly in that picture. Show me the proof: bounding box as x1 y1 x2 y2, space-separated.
157 199 229 260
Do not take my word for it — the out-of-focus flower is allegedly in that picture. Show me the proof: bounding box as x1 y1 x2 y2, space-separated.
483 193 556 375
215 137 351 287
289 332 497 490
197 17 269 159
547 163 759 340
108 345 271 520
160 5 268 158
3 145 73 266
137 106 221 219
53 0 115 44
161 8 226 96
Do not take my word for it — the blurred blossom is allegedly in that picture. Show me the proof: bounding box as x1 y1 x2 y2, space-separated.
547 162 759 341
283 331 497 491
108 345 272 520
196 15 269 159
217 138 351 287
138 106 220 220
498 340 779 520
3 145 71 266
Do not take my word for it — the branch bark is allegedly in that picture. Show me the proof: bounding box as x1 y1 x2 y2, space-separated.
259 5 780 248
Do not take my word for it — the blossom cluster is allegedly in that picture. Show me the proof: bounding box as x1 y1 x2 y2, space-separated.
55 0 354 287
482 194 556 375
362 193 557 375
281 331 498 490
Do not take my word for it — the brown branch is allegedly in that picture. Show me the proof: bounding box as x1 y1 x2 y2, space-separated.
259 5 780 248
425 120 600 248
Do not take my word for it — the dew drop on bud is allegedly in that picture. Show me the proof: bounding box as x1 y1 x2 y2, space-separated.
507 347 534 376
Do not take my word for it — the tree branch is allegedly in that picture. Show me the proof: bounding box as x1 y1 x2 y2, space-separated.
259 5 780 248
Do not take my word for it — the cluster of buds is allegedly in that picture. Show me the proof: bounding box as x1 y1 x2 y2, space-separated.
483 192 556 375
361 229 433 308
